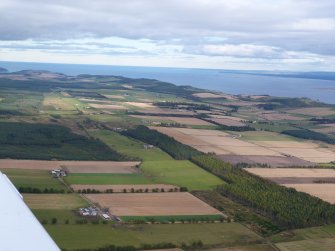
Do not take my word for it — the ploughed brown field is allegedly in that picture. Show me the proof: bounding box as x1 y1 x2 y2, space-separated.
71 184 179 193
246 168 335 204
85 192 222 216
130 115 213 125
217 155 313 167
0 159 140 173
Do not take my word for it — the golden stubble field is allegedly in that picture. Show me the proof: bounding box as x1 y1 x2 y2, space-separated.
85 192 222 216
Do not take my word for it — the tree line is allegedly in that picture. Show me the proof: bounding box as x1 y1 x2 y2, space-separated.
191 155 335 229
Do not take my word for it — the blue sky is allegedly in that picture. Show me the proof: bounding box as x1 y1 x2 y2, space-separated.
0 0 335 71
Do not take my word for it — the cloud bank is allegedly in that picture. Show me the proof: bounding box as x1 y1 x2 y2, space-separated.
0 0 335 70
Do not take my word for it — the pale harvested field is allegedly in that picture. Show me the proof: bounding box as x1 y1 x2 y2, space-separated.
269 147 335 163
79 98 112 103
193 92 230 99
125 102 155 108
0 159 140 173
221 146 282 156
209 118 245 126
246 168 335 178
89 103 126 110
218 155 313 167
284 184 335 204
85 192 221 216
254 141 319 148
209 115 244 122
23 194 86 209
72 184 179 193
258 112 304 121
287 107 335 116
43 96 72 110
131 115 213 125
152 127 282 156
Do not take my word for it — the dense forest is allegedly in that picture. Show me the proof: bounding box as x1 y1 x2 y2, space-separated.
191 155 335 228
122 126 200 160
0 122 129 160
282 129 335 144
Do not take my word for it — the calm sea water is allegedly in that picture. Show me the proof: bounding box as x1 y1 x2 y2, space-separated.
1 61 335 104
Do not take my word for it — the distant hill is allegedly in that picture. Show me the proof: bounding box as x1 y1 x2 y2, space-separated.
0 67 8 73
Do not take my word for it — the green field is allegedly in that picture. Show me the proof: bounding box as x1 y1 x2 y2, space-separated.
23 194 87 210
32 209 83 225
90 130 172 161
65 173 155 185
0 168 66 190
46 223 263 250
141 160 223 191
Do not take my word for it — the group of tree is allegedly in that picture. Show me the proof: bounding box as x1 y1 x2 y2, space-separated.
191 155 335 229
153 101 211 111
18 187 66 194
122 126 200 159
282 129 335 144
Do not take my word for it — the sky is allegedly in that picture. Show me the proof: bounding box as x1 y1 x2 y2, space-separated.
0 0 335 71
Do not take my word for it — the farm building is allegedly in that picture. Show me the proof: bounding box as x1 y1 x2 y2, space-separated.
51 169 66 178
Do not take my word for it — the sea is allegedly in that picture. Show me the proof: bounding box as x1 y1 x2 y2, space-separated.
1 61 335 104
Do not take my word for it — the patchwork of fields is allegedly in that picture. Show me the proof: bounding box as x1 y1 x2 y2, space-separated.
247 168 335 204
152 127 335 164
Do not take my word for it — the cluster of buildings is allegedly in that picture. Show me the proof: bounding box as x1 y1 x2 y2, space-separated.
50 169 66 178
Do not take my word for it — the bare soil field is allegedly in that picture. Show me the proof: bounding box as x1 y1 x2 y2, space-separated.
131 115 213 125
269 177 335 184
217 155 313 167
89 103 126 110
85 192 221 216
246 168 335 178
254 141 319 149
284 184 335 204
221 146 282 156
287 107 335 116
125 102 155 108
209 118 245 126
71 184 179 193
0 159 140 173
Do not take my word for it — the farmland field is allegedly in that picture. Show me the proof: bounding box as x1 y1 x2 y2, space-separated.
140 160 223 191
0 159 140 173
0 168 66 190
23 194 87 209
85 192 221 216
45 223 263 250
65 173 155 185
